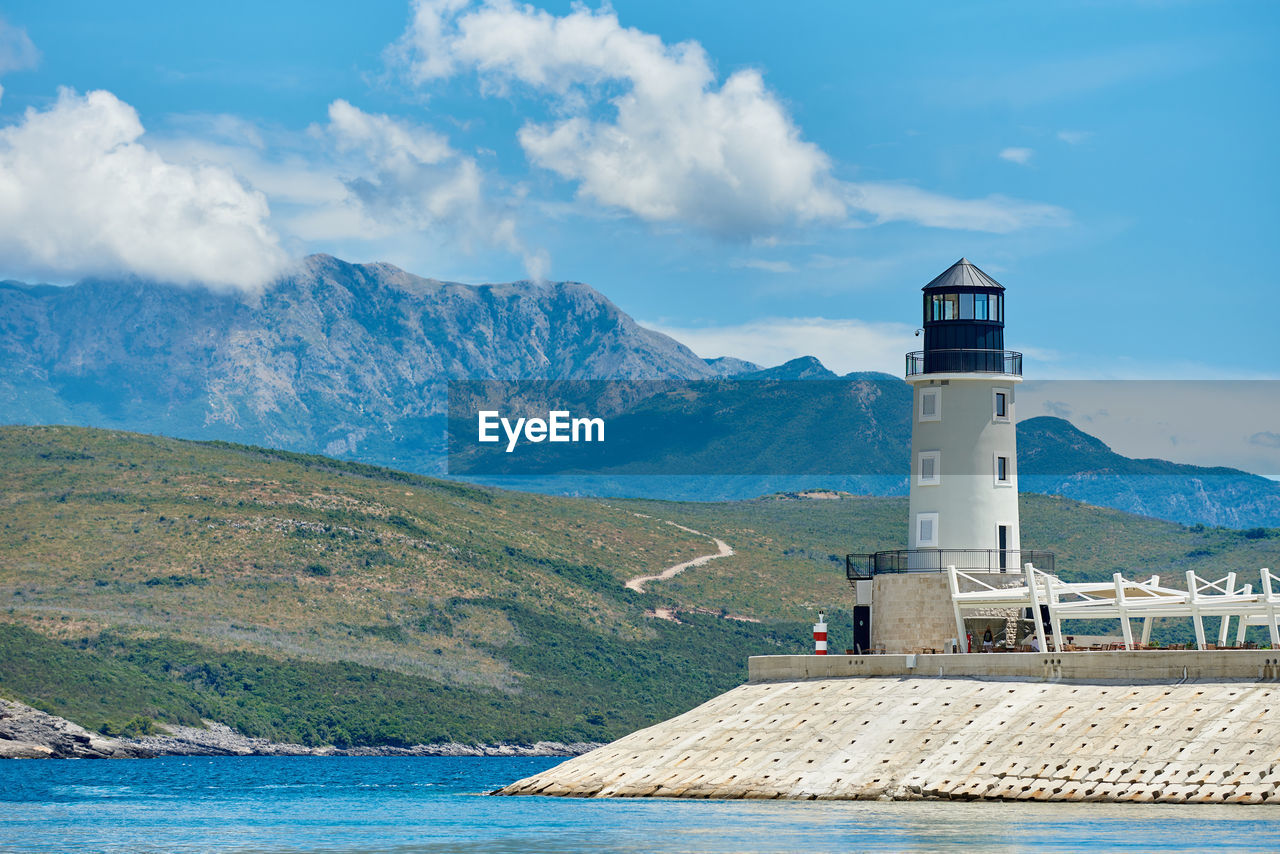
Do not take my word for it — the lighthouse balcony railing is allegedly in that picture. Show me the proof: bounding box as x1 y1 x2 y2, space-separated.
905 349 1022 376
846 548 1055 581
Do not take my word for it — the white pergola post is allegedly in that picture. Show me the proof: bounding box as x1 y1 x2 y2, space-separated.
1141 576 1158 644
1043 571 1065 652
947 565 967 653
1026 563 1047 653
1237 584 1253 645
1262 569 1280 649
1113 573 1134 649
1186 570 1207 651
1217 572 1237 647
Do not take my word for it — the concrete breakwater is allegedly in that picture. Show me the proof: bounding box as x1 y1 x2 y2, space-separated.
498 652 1280 803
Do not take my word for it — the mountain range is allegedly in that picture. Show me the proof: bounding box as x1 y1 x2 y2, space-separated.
0 254 742 468
1 254 1277 528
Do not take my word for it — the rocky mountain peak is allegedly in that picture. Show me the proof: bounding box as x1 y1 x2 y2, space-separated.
0 255 719 465
742 356 838 381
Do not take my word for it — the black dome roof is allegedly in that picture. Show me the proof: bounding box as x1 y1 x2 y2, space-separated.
922 258 1005 291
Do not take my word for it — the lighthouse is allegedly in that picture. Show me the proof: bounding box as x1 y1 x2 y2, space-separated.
906 258 1020 567
849 258 1050 655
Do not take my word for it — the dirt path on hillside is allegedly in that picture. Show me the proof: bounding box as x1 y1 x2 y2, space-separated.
624 520 734 594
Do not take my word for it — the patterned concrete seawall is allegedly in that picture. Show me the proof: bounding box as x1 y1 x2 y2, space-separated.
497 652 1280 803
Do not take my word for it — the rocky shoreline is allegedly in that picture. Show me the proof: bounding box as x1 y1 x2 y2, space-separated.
0 699 598 760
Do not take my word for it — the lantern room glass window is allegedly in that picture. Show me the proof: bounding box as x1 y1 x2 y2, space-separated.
928 292 1002 322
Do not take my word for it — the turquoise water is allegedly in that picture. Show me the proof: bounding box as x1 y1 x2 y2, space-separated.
2 756 1279 853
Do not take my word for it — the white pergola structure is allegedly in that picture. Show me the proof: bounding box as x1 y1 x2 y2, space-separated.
947 563 1280 652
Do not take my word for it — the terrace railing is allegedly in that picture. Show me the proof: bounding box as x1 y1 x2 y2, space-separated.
846 548 1055 582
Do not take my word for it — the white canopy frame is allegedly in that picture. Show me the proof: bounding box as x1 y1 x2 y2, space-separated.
946 564 1280 652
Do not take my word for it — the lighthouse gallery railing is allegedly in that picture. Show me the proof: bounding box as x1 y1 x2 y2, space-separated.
905 349 1022 376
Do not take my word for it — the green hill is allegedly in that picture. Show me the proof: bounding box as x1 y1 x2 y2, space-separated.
0 426 1275 744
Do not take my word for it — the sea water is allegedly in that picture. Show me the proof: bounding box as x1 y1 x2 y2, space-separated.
2 756 1279 853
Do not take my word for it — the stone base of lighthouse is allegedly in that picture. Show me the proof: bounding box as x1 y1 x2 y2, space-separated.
870 572 1019 654
870 574 954 653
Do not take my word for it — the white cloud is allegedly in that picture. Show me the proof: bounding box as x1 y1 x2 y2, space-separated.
399 0 847 237
328 99 454 173
999 147 1034 165
646 317 918 376
155 103 548 280
158 133 347 208
846 183 1068 233
1250 431 1280 450
397 0 471 81
397 1 1069 239
318 99 545 278
0 89 287 290
936 44 1205 108
324 99 486 230
0 18 39 74
1057 130 1093 145
167 112 268 151
732 258 796 274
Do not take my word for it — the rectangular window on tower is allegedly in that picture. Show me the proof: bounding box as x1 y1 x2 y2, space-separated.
917 451 940 485
993 388 1011 422
916 512 939 548
995 455 1011 485
919 388 941 421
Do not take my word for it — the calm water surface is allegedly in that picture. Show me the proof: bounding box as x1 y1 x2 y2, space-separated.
1 756 1278 853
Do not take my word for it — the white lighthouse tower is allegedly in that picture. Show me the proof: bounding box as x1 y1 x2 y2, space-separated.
856 259 1044 655
906 258 1021 568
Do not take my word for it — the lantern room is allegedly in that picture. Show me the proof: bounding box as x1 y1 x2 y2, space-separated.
913 258 1017 376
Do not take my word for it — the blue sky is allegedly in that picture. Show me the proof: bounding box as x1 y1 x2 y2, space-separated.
0 0 1276 384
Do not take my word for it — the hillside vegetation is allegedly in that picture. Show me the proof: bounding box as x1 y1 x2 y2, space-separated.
0 426 1275 744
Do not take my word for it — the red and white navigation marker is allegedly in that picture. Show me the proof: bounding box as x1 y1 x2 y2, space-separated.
813 613 827 655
